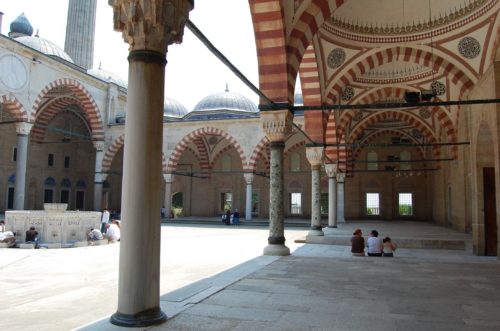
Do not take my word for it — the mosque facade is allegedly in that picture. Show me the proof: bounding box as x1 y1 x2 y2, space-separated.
1 0 500 326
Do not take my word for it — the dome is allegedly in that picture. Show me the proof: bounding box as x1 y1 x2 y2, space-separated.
9 13 33 37
193 88 258 113
163 98 188 119
88 66 127 88
16 35 74 63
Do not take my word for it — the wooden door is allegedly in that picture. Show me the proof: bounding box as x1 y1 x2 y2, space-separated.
483 168 497 256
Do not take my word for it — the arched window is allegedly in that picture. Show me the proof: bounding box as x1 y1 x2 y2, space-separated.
367 151 378 170
222 155 231 172
44 177 56 203
6 174 15 209
75 180 86 210
400 151 411 170
290 152 300 172
60 178 71 205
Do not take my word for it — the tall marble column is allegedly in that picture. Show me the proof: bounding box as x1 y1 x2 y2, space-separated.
306 147 324 236
261 109 293 256
93 141 105 211
325 163 338 228
336 172 346 223
244 173 254 221
13 122 32 210
109 0 193 327
163 174 174 218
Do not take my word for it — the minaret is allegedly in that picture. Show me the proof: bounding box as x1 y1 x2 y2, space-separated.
64 0 97 69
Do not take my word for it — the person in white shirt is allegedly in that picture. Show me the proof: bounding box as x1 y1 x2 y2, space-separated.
366 230 383 256
101 209 110 233
105 219 121 243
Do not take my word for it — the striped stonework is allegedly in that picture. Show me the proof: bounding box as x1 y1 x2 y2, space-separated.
325 110 339 163
283 140 306 160
246 136 270 173
299 46 322 106
30 78 104 141
327 47 476 103
166 127 247 173
352 130 426 161
101 134 124 173
0 94 28 121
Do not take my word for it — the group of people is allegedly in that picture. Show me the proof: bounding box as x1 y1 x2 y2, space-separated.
351 228 397 257
0 220 39 248
221 209 240 225
87 208 121 243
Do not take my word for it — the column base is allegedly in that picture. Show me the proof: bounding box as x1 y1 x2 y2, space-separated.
110 308 167 327
308 227 324 236
263 244 290 256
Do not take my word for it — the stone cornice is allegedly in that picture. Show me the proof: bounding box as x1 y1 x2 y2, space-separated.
324 163 338 178
306 147 324 167
243 173 254 184
109 0 194 53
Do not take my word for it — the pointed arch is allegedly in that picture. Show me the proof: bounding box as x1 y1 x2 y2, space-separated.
0 94 28 121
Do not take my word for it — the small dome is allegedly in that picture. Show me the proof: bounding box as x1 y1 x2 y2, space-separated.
164 98 188 119
9 13 33 37
193 88 258 113
88 66 127 88
16 35 74 63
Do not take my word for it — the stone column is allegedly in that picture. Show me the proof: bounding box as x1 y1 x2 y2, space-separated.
163 174 174 218
261 109 293 256
336 172 346 223
109 0 193 327
13 122 33 210
306 147 324 236
325 163 338 228
93 141 105 211
244 173 254 221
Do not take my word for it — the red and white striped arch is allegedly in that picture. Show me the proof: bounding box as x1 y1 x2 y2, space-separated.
166 127 247 173
352 130 425 160
326 46 476 103
249 0 348 104
31 78 104 141
101 134 124 172
0 94 28 121
247 137 270 173
283 140 306 160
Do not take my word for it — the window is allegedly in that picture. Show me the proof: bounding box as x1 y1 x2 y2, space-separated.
48 153 54 166
76 191 85 210
222 155 231 172
366 193 380 215
220 192 232 211
44 189 54 203
398 193 413 216
400 151 411 170
60 190 70 204
367 151 378 170
12 147 17 162
320 193 328 215
290 153 300 172
290 193 302 214
64 156 70 169
7 187 14 209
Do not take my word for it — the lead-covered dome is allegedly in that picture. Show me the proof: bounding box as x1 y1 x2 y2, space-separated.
193 88 258 113
9 13 33 37
16 35 74 63
88 66 127 88
164 97 188 120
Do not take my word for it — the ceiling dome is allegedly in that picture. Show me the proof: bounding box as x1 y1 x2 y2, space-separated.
16 35 74 63
164 98 188 119
9 13 33 37
88 66 127 88
193 88 258 113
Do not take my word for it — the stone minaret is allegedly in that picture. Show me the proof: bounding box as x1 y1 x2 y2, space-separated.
64 0 97 69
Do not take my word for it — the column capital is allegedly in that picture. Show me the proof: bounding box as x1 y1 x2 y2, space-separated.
305 146 324 168
243 173 254 185
324 163 338 178
260 109 294 143
15 122 33 135
163 173 174 183
95 172 109 183
109 0 194 53
93 140 105 151
336 172 346 183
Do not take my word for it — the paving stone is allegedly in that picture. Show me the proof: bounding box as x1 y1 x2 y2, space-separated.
19 243 35 249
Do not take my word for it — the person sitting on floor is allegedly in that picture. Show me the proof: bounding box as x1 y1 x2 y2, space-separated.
105 220 121 243
351 228 365 256
87 228 103 243
25 226 39 247
0 231 17 247
382 237 397 257
366 230 383 256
